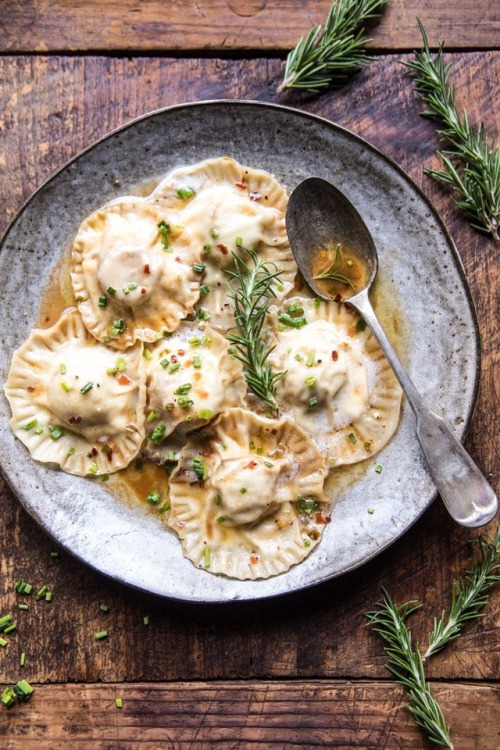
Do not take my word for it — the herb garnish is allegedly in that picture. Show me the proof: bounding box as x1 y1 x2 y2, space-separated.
225 245 285 409
367 526 500 748
278 0 388 94
405 20 500 240
313 243 355 288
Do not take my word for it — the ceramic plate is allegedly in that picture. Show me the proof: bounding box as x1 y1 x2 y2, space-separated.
0 101 479 602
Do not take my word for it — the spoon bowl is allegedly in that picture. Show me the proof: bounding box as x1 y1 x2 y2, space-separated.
286 177 498 528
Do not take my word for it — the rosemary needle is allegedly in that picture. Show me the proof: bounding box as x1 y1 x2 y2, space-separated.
225 246 285 409
278 0 388 94
405 20 500 240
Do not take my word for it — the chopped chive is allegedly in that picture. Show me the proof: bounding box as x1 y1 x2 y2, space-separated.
264 461 274 468
347 432 357 444
59 363 67 375
23 419 38 431
198 408 212 420
168 362 181 374
99 474 109 483
143 616 150 625
192 457 208 481
294 353 303 362
204 547 211 569
160 358 170 368
50 551 59 558
195 307 210 321
193 355 202 369
88 464 98 474
45 592 52 602
3 624 16 634
143 348 153 361
167 449 176 462
0 614 12 630
60 380 71 392
34 426 44 435
304 538 311 547
95 630 108 640
309 397 318 408
48 424 64 440
355 317 367 332
15 680 33 701
67 447 75 456
367 508 375 514
174 383 192 395
192 263 206 274
214 493 222 505
122 282 138 294
0 638 7 648
305 376 317 387
149 424 166 443
239 487 247 494
177 396 193 409
146 410 158 423
176 186 195 200
216 516 225 524
18 604 29 611
188 336 201 347
157 219 172 250
115 697 123 709
158 500 171 513
36 585 47 600
235 236 243 247
99 603 109 613
313 298 321 308
107 286 117 295
375 464 383 473
80 381 94 395
20 652 26 666
98 295 107 308
201 336 212 347
200 285 209 295
210 229 219 239
146 490 161 505
306 352 315 367
1 687 16 707
286 302 305 317
277 312 308 329
203 243 212 254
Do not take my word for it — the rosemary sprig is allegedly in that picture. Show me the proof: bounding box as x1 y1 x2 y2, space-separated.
278 0 388 94
367 526 500 748
405 20 500 240
313 243 355 288
225 246 285 409
424 527 500 660
366 591 453 749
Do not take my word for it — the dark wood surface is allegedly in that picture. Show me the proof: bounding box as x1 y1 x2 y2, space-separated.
0 2 498 748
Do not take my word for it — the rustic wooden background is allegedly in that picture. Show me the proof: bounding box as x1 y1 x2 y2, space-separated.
0 1 498 747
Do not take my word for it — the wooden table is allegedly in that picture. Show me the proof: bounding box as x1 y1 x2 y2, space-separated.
0 2 498 747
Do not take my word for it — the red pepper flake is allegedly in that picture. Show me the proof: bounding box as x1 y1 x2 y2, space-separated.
334 294 342 303
143 264 151 274
193 372 202 382
177 349 185 357
249 192 261 201
141 287 147 295
217 243 229 255
250 554 259 565
69 415 83 424
27 386 35 392
175 256 182 263
331 350 338 361
118 374 131 386
246 460 257 470
170 355 178 363
197 389 209 399
234 182 247 190
315 510 330 525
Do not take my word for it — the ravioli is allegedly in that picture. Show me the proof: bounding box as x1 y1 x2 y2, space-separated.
71 196 202 349
143 324 246 461
168 408 329 580
148 157 297 329
268 297 402 465
4 309 147 476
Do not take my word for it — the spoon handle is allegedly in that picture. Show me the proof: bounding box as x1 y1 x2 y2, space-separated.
351 290 498 528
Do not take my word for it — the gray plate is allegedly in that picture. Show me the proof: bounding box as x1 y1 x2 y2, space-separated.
0 101 479 602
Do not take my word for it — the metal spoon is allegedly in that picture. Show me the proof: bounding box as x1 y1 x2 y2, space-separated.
286 177 498 528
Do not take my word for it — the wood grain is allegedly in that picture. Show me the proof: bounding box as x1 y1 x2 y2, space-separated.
0 50 499 746
0 0 498 53
1 681 499 749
